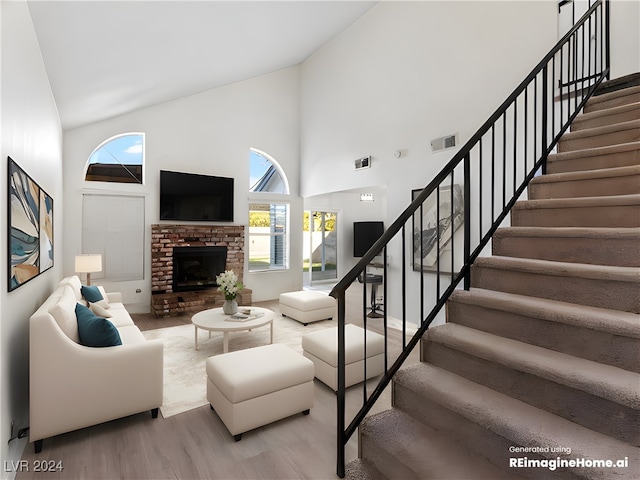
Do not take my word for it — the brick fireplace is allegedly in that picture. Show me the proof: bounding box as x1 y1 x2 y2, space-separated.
151 224 252 317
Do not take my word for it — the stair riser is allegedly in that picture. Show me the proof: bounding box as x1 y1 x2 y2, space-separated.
558 127 640 153
529 174 640 199
585 91 640 113
572 107 640 131
345 459 385 480
470 265 640 313
512 204 640 228
358 430 417 480
421 341 640 445
492 233 640 267
446 299 640 372
547 146 640 174
392 382 581 480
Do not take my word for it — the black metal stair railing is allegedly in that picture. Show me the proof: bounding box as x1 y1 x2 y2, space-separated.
330 1 610 477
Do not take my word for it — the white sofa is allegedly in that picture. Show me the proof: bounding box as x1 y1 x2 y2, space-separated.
29 275 163 453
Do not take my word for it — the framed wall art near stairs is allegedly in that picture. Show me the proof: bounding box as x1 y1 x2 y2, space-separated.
412 184 464 274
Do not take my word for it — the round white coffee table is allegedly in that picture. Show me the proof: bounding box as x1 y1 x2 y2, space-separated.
191 306 275 353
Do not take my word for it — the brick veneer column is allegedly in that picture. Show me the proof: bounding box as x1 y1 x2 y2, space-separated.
150 224 250 317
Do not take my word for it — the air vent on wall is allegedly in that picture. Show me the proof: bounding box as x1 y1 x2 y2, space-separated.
354 156 371 170
431 134 458 152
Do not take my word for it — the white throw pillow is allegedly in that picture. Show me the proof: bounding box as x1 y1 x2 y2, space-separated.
89 302 113 318
96 286 111 309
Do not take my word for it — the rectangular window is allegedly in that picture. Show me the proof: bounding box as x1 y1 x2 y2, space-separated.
82 194 145 281
249 203 288 271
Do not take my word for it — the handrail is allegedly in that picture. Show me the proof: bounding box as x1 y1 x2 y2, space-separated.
331 1 609 477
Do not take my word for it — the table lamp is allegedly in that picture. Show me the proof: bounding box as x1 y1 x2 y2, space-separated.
75 254 102 285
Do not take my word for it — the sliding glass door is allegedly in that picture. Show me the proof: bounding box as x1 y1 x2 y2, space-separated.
303 211 337 284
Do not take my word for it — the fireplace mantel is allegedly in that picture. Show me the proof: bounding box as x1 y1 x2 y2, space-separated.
151 224 251 317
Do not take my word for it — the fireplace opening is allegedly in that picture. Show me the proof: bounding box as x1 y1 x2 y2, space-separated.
172 246 227 292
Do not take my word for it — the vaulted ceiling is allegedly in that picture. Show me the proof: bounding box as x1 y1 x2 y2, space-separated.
28 1 377 130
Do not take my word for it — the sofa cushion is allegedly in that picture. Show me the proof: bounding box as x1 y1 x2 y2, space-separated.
117 325 146 345
75 303 122 347
104 303 135 328
48 285 81 343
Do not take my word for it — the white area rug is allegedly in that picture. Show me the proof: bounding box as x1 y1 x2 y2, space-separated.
142 315 331 418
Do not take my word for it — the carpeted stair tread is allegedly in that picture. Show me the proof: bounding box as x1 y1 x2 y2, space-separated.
594 72 640 96
561 119 640 139
571 101 640 131
425 323 640 409
558 119 640 152
514 193 640 210
511 193 640 228
494 225 640 239
547 141 640 173
532 164 640 184
358 409 522 480
529 164 640 199
585 84 640 113
449 288 640 339
492 226 640 266
471 256 640 312
447 288 640 372
394 363 640 479
473 255 639 283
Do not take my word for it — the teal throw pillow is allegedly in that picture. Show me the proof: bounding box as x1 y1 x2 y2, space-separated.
81 285 104 303
75 303 122 347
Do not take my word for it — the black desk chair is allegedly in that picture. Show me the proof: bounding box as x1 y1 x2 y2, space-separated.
357 273 384 318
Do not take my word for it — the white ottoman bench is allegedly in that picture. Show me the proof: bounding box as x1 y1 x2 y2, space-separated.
301 324 385 391
206 343 314 441
279 290 336 326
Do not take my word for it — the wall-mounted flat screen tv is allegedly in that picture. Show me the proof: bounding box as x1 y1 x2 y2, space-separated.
160 170 234 222
353 221 384 257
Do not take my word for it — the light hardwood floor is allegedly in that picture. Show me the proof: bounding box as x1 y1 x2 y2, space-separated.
18 292 420 480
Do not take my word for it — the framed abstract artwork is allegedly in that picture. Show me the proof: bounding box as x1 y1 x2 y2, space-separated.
412 184 464 273
8 156 54 291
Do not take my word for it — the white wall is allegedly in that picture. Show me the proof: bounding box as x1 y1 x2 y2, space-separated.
610 0 640 78
1 2 63 477
301 1 558 200
300 0 559 321
63 67 302 307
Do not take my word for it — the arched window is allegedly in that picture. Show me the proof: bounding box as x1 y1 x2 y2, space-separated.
248 148 290 271
249 148 289 194
85 133 144 184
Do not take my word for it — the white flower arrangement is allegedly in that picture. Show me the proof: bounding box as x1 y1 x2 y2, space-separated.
216 270 243 300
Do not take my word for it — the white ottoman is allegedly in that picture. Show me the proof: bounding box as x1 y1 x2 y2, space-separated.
279 290 336 325
301 324 385 391
206 343 314 440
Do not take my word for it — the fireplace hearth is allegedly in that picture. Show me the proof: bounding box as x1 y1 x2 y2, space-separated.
151 224 251 317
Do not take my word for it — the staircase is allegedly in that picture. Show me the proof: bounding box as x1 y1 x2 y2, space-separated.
346 79 640 479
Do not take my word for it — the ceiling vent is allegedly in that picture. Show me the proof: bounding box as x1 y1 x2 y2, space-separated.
354 156 371 170
431 134 458 152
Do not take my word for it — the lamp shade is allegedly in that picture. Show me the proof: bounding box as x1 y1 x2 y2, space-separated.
75 254 102 286
75 254 102 273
